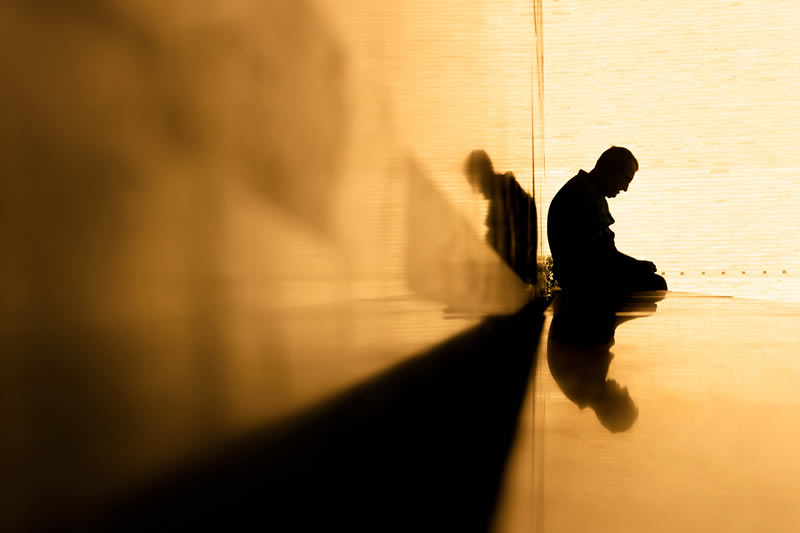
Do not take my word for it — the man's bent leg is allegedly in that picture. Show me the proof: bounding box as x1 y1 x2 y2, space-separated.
633 272 668 291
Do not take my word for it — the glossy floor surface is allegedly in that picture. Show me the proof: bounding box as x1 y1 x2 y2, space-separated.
496 291 800 532
6 289 800 531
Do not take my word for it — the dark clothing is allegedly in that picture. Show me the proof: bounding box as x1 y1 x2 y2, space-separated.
484 172 536 283
547 170 666 293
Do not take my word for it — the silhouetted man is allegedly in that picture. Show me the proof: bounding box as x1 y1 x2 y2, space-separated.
464 150 536 283
547 146 667 294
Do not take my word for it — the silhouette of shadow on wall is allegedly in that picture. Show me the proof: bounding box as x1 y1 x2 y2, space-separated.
70 301 546 532
547 291 664 432
407 157 530 314
463 150 537 284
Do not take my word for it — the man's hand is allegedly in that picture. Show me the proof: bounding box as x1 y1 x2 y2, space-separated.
639 260 657 273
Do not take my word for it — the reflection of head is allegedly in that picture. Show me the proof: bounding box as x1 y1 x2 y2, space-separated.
592 379 639 433
592 146 638 198
547 292 657 434
463 150 495 196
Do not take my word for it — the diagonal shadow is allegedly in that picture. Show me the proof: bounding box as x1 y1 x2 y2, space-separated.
74 300 546 532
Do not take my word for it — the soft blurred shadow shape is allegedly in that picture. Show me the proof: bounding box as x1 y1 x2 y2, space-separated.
406 158 530 314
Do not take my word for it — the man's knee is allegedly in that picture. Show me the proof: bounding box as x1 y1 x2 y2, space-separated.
644 273 668 291
620 271 667 292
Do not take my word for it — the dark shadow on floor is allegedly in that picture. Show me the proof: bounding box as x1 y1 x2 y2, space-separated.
65 300 545 532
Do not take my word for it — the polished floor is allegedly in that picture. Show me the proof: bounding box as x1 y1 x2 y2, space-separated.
496 291 800 532
5 289 799 531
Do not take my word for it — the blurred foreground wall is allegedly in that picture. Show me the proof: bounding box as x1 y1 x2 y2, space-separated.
0 0 542 528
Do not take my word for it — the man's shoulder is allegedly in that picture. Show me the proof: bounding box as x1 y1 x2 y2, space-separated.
550 171 605 220
554 171 591 200
566 170 592 188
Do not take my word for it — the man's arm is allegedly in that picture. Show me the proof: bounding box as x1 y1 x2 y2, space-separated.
613 250 657 274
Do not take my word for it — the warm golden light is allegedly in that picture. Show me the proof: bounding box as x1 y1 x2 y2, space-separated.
2 0 798 530
539 0 800 302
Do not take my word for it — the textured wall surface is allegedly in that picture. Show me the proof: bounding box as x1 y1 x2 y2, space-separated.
539 0 800 301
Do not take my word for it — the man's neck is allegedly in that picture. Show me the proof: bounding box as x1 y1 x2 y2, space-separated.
579 169 605 196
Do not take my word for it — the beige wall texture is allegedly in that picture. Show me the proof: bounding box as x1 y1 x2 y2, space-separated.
539 0 800 301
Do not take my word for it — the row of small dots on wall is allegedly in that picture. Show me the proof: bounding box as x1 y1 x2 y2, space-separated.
660 270 790 276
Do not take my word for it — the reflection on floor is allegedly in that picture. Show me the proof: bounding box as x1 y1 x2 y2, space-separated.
498 292 800 533
9 290 800 531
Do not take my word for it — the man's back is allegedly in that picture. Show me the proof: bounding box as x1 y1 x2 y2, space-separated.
547 170 617 288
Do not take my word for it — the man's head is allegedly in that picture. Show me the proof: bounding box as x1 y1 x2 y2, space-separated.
591 146 638 198
463 149 495 197
592 379 639 433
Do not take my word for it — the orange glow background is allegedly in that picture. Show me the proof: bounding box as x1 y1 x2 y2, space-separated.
327 0 799 301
